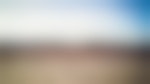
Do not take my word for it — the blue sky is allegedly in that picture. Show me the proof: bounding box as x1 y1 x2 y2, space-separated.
0 0 149 45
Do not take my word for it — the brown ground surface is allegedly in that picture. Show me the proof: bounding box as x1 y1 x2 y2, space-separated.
3 47 140 84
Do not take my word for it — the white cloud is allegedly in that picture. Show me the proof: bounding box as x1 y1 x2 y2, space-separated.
0 1 139 45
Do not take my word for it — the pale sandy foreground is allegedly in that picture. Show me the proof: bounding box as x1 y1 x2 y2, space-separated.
6 50 139 84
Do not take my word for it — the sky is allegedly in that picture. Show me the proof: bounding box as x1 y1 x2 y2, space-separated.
0 0 149 45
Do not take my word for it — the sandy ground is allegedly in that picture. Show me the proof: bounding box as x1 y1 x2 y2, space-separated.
4 50 140 84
